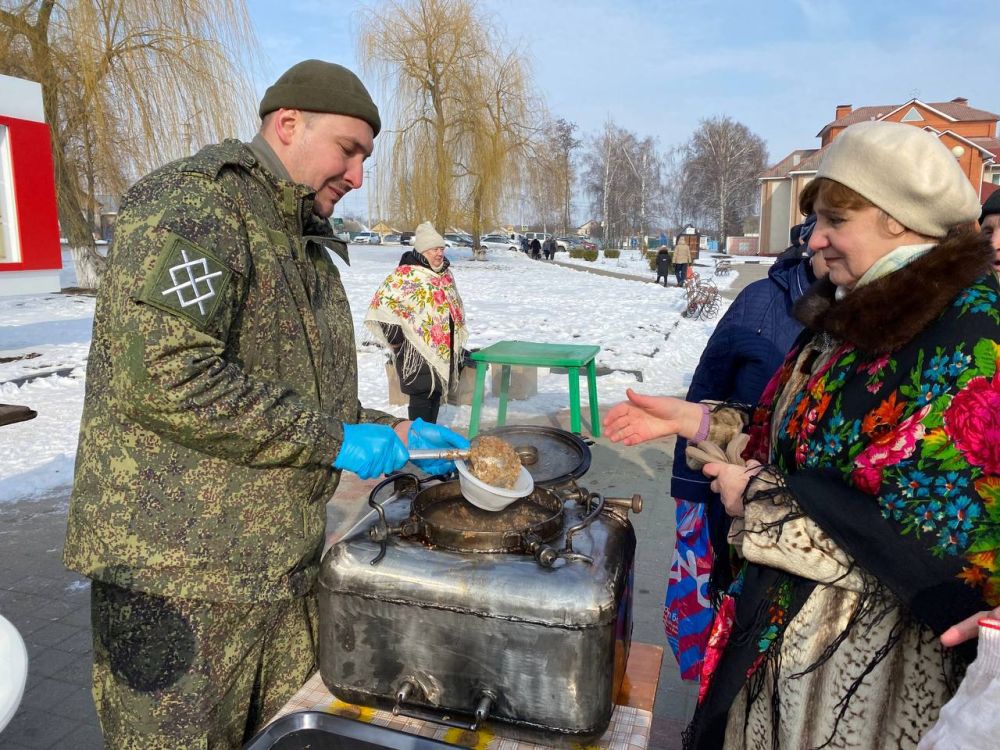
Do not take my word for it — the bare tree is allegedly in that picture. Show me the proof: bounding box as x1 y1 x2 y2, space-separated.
457 46 536 259
543 118 579 234
581 119 664 250
360 0 538 257
662 145 705 235
679 115 767 248
0 0 260 286
525 120 561 235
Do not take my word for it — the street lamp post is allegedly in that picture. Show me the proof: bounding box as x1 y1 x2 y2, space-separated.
364 166 373 229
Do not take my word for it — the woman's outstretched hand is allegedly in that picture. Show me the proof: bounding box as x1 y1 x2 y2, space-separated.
602 388 704 446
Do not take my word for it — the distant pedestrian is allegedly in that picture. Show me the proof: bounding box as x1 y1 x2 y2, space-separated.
672 240 693 285
529 237 541 259
655 246 672 286
520 236 529 254
542 237 555 260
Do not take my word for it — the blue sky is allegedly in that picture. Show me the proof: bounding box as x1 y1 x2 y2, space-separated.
244 0 1000 223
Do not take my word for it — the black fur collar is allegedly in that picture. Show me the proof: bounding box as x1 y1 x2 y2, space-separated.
794 229 994 354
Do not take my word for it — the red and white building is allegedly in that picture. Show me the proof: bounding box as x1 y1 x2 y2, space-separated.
0 74 61 295
759 97 1000 255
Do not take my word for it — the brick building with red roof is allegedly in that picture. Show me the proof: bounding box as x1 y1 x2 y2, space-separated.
758 97 1000 255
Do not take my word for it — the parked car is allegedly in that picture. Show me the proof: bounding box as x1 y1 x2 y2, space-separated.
353 231 382 245
443 233 473 247
479 234 519 252
554 235 594 252
383 233 401 244
400 231 415 245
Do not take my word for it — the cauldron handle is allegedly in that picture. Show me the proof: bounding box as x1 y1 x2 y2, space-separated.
394 679 496 731
367 472 419 565
564 491 605 557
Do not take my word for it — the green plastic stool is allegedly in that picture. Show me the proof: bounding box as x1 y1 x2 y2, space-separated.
468 341 601 437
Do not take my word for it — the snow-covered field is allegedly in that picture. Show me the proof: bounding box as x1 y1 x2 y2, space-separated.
0 244 731 502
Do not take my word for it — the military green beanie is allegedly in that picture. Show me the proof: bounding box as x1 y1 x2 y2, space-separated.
259 59 381 136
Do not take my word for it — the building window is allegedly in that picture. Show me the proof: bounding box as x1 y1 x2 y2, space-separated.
0 125 21 264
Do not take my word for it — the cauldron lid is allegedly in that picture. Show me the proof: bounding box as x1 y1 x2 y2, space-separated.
479 425 590 486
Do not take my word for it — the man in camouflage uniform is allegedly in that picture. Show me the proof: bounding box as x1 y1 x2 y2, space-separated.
64 60 467 749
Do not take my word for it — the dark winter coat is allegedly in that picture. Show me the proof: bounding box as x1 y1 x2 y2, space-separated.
671 254 815 503
656 248 672 275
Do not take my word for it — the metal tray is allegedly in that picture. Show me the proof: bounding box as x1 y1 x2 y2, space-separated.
243 711 453 750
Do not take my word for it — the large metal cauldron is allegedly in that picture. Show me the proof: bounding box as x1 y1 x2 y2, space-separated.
316 426 641 744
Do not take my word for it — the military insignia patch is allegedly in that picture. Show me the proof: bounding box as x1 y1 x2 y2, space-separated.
139 233 232 327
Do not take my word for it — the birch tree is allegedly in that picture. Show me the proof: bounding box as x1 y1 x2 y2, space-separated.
0 0 260 286
680 115 767 247
581 120 664 249
545 118 582 234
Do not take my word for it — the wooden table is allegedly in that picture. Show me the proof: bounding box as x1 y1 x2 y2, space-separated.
269 642 663 749
469 341 601 438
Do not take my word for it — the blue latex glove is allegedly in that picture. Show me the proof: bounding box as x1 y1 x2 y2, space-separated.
408 418 470 476
333 423 409 480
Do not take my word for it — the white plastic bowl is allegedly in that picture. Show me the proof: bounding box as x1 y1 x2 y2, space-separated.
455 459 534 512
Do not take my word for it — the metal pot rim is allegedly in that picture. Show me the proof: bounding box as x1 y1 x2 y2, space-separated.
407 480 564 553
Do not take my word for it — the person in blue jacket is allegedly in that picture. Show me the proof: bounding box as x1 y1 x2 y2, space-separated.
664 216 826 680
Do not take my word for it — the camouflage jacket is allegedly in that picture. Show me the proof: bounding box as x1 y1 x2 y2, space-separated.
64 139 395 602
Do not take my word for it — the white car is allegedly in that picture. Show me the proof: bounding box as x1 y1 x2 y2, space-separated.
353 231 381 245
479 234 519 252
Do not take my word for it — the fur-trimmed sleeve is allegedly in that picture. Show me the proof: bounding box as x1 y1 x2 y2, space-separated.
705 401 750 449
738 469 868 593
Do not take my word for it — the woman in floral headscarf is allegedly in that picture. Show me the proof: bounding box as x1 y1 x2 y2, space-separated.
365 221 467 424
604 121 1000 749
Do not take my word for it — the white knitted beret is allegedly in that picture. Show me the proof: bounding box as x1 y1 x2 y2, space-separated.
816 121 981 238
413 221 446 254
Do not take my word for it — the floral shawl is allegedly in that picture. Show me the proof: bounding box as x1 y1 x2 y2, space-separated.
363 257 468 391
686 231 1000 748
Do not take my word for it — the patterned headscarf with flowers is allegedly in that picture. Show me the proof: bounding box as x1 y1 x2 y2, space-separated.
364 257 468 392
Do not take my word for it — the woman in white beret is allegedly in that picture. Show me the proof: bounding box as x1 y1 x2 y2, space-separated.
365 221 467 425
604 121 1000 749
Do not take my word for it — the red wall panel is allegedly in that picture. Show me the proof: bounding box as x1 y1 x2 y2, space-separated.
0 114 61 272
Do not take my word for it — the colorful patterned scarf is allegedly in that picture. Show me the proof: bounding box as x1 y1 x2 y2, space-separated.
363 260 468 391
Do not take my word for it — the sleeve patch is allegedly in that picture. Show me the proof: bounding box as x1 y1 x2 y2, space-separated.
138 233 233 328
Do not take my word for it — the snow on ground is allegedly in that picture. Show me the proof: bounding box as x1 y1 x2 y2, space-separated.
0 244 730 502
